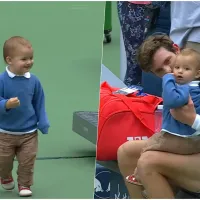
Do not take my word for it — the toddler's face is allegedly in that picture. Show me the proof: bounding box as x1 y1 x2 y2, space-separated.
173 55 200 84
6 45 34 75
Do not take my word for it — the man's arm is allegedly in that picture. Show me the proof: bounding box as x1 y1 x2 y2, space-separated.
162 74 189 108
32 78 50 134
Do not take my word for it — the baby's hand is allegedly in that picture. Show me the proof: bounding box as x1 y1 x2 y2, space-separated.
160 70 173 78
6 97 20 109
163 72 174 78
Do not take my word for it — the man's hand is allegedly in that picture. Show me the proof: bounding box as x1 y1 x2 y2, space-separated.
6 97 20 109
170 96 196 126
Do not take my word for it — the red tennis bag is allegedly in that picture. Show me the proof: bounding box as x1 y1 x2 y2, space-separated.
96 82 163 161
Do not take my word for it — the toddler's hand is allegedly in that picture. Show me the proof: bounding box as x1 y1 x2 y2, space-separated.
162 72 174 78
160 70 173 78
6 97 20 109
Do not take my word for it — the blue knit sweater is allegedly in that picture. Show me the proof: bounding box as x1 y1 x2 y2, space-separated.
162 74 200 137
0 70 50 134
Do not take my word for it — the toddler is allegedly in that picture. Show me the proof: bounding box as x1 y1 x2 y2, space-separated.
126 48 200 187
0 36 49 197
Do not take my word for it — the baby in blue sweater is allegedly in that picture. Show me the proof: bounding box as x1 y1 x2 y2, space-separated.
0 36 50 197
143 48 200 153
126 48 200 186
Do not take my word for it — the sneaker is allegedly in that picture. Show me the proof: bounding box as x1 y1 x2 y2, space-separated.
126 174 143 186
1 176 15 190
18 185 32 197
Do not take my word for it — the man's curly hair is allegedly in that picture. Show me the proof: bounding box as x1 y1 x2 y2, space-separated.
136 35 176 72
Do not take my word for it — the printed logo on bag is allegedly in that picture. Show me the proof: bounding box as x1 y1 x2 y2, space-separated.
94 170 111 199
127 136 148 141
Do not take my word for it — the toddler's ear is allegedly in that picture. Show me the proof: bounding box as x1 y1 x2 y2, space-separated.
195 69 200 79
5 56 12 65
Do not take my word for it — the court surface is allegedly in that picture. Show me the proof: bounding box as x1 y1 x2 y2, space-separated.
0 2 104 198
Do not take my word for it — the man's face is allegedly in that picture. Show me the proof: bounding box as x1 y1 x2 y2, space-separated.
151 47 177 78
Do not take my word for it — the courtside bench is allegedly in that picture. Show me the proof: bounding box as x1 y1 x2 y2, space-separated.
72 111 119 173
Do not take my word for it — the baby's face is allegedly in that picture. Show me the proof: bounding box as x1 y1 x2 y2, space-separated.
173 55 200 84
7 45 34 75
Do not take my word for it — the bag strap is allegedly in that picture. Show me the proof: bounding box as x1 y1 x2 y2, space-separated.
113 93 162 132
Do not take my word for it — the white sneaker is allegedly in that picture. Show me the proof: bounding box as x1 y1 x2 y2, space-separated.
1 176 15 190
18 185 32 197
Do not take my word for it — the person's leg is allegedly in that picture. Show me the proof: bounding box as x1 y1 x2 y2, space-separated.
137 150 200 199
132 133 200 198
142 132 200 155
0 133 16 179
126 132 183 187
117 1 146 86
0 133 16 190
127 132 178 188
117 140 147 198
16 131 38 196
137 152 175 198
